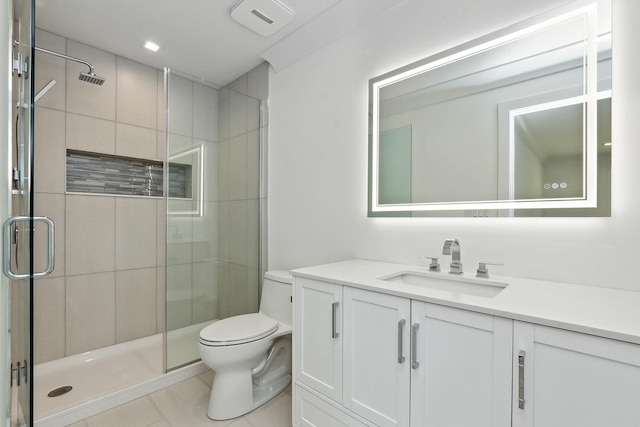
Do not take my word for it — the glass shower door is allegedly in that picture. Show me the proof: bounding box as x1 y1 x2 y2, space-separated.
6 1 35 425
5 1 55 424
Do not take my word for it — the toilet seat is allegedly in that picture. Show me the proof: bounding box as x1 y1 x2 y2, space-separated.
200 313 279 346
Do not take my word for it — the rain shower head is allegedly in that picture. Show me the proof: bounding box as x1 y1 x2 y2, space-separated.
79 71 105 86
30 45 106 86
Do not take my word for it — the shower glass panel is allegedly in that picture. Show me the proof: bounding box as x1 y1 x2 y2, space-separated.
10 0 35 424
165 69 261 370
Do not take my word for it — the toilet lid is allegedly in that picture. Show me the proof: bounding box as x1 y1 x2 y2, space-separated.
199 313 279 346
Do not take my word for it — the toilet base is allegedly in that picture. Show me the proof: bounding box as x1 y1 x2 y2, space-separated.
205 336 292 421
253 373 291 409
207 369 251 420
206 370 291 421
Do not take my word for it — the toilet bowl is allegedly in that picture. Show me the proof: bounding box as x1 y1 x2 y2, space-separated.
199 270 292 420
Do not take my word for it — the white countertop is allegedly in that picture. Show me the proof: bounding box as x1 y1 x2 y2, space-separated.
291 259 640 345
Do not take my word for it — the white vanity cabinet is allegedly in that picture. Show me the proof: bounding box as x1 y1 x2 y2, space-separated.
292 260 640 427
342 287 411 427
294 277 343 403
512 322 640 427
410 301 512 427
293 277 512 427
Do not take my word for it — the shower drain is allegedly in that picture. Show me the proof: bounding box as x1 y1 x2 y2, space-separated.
47 385 72 398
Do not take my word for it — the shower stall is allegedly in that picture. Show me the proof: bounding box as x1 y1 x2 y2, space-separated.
5 2 268 424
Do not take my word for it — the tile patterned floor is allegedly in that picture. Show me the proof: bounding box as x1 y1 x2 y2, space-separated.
66 370 292 427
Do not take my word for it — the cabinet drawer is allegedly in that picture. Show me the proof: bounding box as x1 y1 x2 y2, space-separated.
294 384 372 427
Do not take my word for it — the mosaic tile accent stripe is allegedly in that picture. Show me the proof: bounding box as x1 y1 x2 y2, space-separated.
66 150 189 198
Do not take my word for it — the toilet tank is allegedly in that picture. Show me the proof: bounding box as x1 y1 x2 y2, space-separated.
259 270 292 325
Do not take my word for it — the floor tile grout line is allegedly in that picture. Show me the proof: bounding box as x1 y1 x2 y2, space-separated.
145 392 173 427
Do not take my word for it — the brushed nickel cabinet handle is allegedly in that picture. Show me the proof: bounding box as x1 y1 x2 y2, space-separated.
518 350 526 409
331 302 340 338
398 319 406 364
411 323 420 369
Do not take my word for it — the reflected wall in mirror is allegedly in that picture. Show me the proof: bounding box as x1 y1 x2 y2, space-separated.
369 0 611 217
168 144 204 217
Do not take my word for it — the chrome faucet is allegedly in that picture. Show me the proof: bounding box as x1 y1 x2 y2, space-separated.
442 238 463 274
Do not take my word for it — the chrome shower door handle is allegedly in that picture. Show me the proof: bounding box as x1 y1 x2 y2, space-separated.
331 302 340 338
397 319 406 364
32 216 55 278
411 323 420 369
3 216 55 280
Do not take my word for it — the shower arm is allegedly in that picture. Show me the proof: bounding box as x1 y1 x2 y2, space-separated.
14 41 96 75
33 45 96 75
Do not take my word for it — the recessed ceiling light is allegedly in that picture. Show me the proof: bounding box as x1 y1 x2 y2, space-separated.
143 41 160 52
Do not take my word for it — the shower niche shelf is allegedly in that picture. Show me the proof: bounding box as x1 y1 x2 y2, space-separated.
65 149 190 198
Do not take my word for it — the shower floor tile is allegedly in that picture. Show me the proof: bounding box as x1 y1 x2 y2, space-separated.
68 373 292 427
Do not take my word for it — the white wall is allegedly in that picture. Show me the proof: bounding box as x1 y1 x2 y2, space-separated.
269 0 640 291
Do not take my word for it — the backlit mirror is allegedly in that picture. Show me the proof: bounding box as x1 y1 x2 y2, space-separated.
369 0 611 217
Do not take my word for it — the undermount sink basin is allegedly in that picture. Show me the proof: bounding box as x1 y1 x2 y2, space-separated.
380 271 508 298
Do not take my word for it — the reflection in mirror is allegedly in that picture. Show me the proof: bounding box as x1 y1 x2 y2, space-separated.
514 97 611 217
168 144 204 217
379 126 412 204
512 100 586 201
369 0 611 217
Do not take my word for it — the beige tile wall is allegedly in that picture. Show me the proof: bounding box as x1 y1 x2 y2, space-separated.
165 64 269 332
33 28 270 364
65 272 116 355
166 72 224 332
215 65 269 320
33 29 166 363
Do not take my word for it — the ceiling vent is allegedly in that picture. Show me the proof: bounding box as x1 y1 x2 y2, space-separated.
231 0 294 37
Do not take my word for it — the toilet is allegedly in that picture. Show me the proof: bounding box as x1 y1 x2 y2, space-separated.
199 270 293 420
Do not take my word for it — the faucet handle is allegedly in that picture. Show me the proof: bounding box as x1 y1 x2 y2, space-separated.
418 256 440 272
476 262 504 278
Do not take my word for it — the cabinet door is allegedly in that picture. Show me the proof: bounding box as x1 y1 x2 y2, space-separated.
513 322 640 427
411 302 512 427
343 288 411 427
294 277 343 402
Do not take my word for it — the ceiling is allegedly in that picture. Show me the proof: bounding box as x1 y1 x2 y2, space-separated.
34 0 398 87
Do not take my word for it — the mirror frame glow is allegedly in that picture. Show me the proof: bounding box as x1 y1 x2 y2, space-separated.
369 0 603 213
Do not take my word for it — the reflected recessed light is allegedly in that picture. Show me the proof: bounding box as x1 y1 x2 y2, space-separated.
603 141 612 147
143 41 160 52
